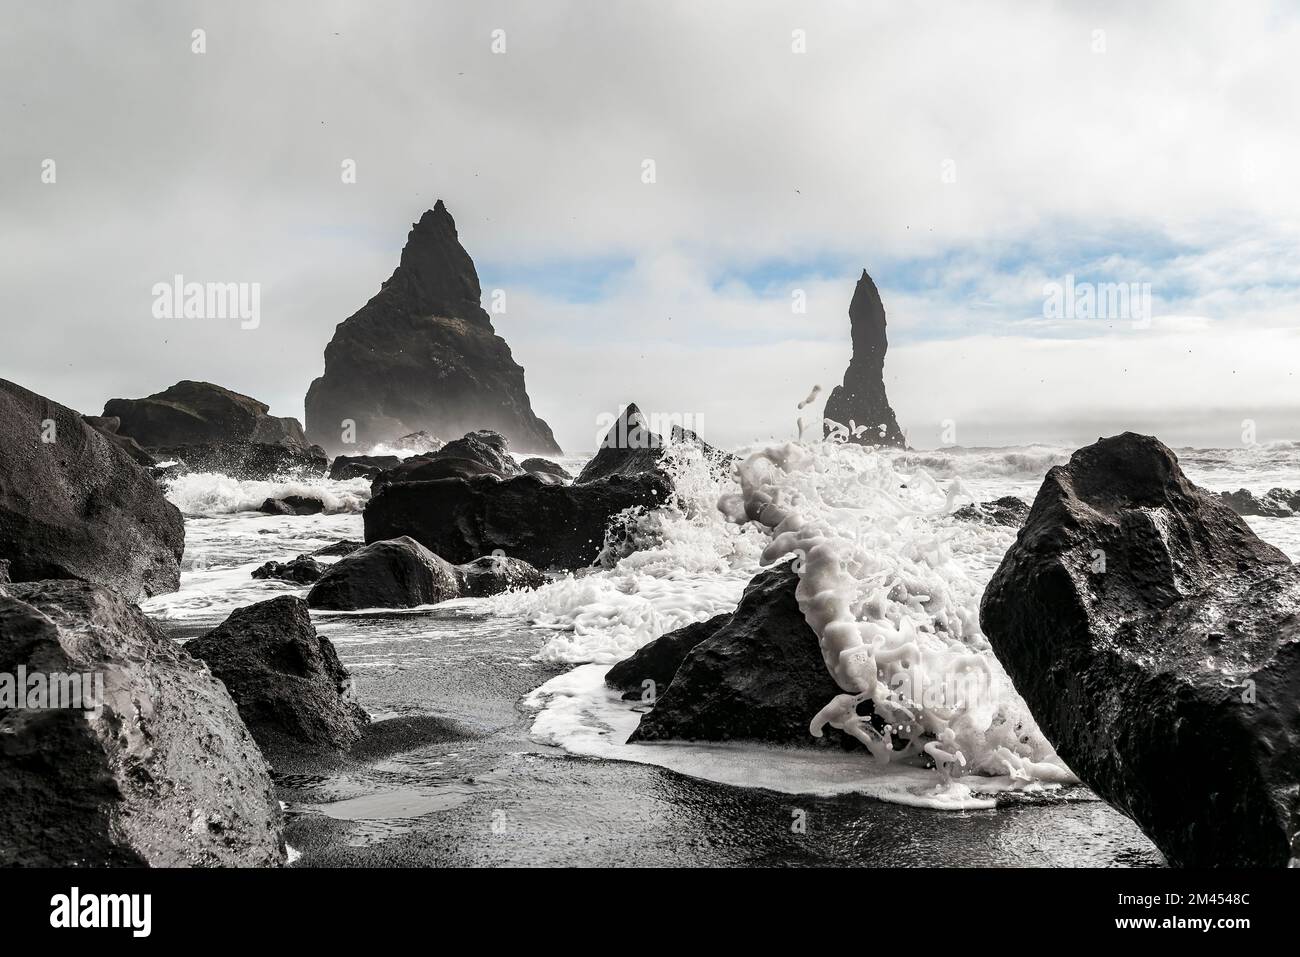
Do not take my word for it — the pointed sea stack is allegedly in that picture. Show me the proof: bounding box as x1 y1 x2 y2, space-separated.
822 270 906 447
305 202 561 456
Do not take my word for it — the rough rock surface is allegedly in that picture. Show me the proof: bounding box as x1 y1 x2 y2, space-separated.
251 555 327 584
607 613 729 699
0 377 184 601
186 596 369 752
822 271 906 447
630 563 849 745
0 580 285 866
81 414 156 466
371 429 525 489
304 202 561 456
952 496 1030 527
329 454 401 481
365 472 672 570
306 536 460 610
980 432 1300 867
454 555 547 597
521 457 572 485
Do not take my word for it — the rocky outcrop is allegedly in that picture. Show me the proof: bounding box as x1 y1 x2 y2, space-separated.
454 555 547 597
304 202 561 456
0 378 184 602
104 380 326 480
1220 487 1300 518
607 613 729 700
186 596 369 752
329 454 401 481
365 471 672 570
629 563 850 745
980 432 1300 867
0 580 285 866
521 457 572 485
822 270 906 447
306 536 460 610
258 495 325 516
576 404 730 484
952 496 1030 527
251 555 327 584
370 429 526 490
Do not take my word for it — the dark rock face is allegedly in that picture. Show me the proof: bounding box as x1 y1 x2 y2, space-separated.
1220 487 1299 518
251 555 327 584
311 540 364 558
576 404 731 484
607 613 729 700
0 378 185 602
980 432 1300 867
952 496 1030 527
370 429 525 490
0 580 285 866
365 472 672 570
521 457 572 485
454 555 547 597
258 495 325 516
105 379 307 448
304 202 561 456
330 454 401 481
822 271 906 447
81 414 156 466
630 563 848 745
306 536 460 610
186 596 369 752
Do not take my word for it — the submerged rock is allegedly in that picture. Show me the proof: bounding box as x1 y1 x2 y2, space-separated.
981 432 1300 867
306 536 460 610
952 496 1030 527
365 472 672 570
1220 487 1299 518
0 377 185 601
258 495 326 516
822 270 906 447
629 563 849 745
454 554 547 597
0 580 285 866
251 555 327 584
187 596 369 752
304 202 561 456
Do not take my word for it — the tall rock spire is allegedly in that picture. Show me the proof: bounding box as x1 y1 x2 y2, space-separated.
822 270 906 448
305 202 561 456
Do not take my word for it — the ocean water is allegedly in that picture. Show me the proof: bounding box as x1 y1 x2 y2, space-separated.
142 439 1300 864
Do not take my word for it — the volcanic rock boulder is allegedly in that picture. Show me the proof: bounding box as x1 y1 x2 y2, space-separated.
980 432 1300 867
454 555 547 597
306 536 460 610
822 270 906 447
304 202 561 456
0 580 285 867
365 472 672 570
251 555 327 584
629 562 848 745
258 495 325 516
187 596 369 753
0 378 185 601
104 380 326 480
607 613 729 700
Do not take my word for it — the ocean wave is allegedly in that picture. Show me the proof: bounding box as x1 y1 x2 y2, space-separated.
162 472 371 516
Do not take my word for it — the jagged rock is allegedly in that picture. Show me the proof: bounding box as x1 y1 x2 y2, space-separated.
0 580 285 866
306 536 460 610
251 556 327 584
371 429 525 489
822 270 906 447
365 472 672 570
1220 487 1299 518
81 414 156 466
0 378 184 601
521 457 572 485
186 596 369 752
304 202 561 456
258 495 325 516
329 454 401 481
630 563 849 745
952 496 1030 527
576 404 730 484
980 432 1300 867
454 555 547 597
607 613 729 700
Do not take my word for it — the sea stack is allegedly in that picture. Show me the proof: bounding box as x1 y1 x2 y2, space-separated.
304 202 561 456
822 270 906 447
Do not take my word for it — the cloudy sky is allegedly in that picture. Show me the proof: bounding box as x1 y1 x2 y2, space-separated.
2 0 1298 453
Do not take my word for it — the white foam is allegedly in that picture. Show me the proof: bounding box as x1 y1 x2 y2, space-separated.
163 472 370 516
